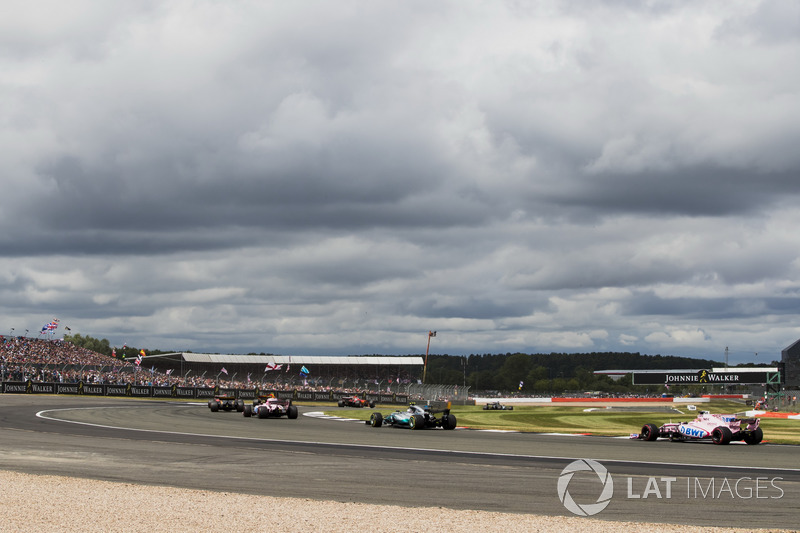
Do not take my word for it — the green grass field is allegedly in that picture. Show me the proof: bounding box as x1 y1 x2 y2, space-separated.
322 401 800 444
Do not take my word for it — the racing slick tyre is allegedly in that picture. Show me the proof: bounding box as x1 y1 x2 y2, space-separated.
743 427 763 445
369 401 375 408
442 414 457 430
507 406 513 410
712 426 733 445
209 401 220 412
243 405 253 418
257 407 270 419
370 412 383 427
235 399 245 412
482 404 489 410
409 414 425 430
641 423 660 441
287 405 299 419
338 400 345 407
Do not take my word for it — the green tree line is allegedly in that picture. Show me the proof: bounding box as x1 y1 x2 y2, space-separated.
64 333 169 361
424 351 728 394
67 334 773 394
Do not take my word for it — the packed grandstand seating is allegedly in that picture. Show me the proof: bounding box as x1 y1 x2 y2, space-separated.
0 336 420 393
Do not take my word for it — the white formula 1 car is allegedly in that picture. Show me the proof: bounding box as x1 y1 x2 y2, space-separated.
631 411 762 445
243 395 299 419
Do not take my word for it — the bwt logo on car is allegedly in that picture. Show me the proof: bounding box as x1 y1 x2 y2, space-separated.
679 426 707 438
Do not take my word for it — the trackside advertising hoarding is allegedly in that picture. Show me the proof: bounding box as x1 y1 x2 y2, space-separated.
632 369 778 386
0 381 409 404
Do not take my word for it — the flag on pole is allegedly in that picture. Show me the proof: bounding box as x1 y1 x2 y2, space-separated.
139 349 146 358
300 366 310 376
166 369 173 375
265 363 282 371
111 348 117 358
135 353 142 366
221 367 228 375
39 319 60 334
518 381 524 391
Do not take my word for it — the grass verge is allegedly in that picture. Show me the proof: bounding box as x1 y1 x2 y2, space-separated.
320 401 800 444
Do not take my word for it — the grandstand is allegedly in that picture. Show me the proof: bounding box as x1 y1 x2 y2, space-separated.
2 338 428 391
144 353 424 382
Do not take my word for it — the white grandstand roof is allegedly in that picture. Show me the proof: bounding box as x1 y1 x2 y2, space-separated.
157 353 423 365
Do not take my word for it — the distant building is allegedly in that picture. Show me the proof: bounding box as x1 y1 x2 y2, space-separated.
781 339 800 387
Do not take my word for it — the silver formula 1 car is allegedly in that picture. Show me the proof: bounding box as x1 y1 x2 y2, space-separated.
366 402 457 430
482 401 513 410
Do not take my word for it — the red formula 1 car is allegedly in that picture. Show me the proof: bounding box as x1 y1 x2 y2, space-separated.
243 395 299 419
208 395 245 412
632 411 763 445
338 395 375 408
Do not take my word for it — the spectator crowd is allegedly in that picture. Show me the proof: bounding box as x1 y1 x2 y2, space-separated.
0 336 416 394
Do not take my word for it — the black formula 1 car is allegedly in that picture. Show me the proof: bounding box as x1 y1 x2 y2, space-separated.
208 395 244 412
243 395 298 419
482 401 513 410
338 395 375 408
366 402 457 430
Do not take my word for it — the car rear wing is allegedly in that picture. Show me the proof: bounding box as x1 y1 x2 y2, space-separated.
423 400 452 414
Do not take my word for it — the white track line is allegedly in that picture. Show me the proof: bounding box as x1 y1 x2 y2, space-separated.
35 407 796 471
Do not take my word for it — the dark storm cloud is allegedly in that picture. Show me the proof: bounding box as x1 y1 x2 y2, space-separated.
549 166 800 217
2 1 800 364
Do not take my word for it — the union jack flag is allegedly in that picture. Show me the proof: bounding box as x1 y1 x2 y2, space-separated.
39 319 60 334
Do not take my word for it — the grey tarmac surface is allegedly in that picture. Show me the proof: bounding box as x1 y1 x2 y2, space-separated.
0 395 797 530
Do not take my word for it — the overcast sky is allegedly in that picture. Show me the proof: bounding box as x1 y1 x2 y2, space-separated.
3 1 800 364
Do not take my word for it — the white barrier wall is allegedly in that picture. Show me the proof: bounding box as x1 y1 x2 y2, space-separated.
672 397 710 403
473 397 552 404
473 396 715 405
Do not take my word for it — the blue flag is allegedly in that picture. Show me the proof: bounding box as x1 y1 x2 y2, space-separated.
300 365 310 376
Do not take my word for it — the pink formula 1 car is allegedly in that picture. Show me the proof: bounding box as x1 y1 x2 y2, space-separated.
631 411 762 445
243 395 299 419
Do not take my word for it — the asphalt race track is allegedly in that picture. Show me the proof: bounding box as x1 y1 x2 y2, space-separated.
0 395 798 529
